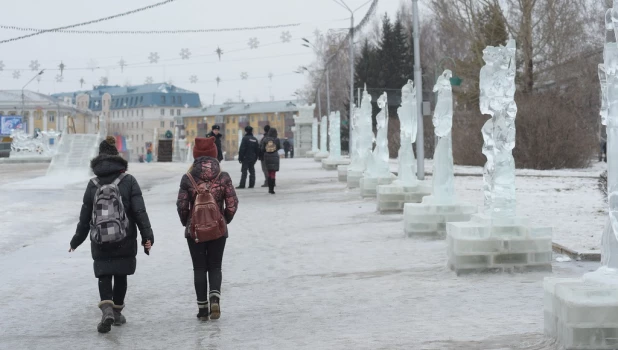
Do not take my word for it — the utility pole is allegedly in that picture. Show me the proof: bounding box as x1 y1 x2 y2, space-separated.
317 86 322 118
349 13 355 156
412 0 424 180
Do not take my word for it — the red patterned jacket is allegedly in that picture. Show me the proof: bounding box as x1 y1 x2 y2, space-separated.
176 157 238 238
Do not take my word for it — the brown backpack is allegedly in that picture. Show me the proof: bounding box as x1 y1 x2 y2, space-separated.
186 172 227 243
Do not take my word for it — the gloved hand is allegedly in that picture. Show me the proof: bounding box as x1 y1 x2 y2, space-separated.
239 160 242 164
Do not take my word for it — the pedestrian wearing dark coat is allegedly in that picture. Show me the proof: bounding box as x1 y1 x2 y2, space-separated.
236 125 259 189
259 125 271 187
206 124 224 162
261 128 281 194
69 136 154 334
177 137 239 321
283 139 291 158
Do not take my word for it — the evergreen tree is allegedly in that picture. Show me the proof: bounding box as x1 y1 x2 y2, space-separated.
354 38 377 97
392 15 413 87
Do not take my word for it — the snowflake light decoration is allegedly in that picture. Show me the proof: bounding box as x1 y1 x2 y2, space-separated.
216 76 221 86
13 71 21 79
145 76 154 84
58 61 65 76
189 75 198 84
240 72 248 80
0 61 4 72
215 47 223 61
55 74 63 83
184 103 189 109
29 60 40 71
88 59 98 72
148 52 159 64
281 31 292 43
248 37 259 49
100 76 108 85
95 101 99 107
268 72 274 82
179 48 191 60
79 78 85 88
118 58 126 73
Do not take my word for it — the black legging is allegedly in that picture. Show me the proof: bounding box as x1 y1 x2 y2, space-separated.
186 237 227 302
98 275 128 305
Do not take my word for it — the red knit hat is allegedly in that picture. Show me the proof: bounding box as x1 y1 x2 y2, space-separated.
193 137 218 159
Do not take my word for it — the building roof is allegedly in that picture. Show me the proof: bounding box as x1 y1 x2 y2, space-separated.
51 83 202 111
0 90 91 115
181 100 306 118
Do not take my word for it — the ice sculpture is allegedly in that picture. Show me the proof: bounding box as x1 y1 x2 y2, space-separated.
311 118 319 153
10 129 61 156
364 93 390 178
327 111 341 159
349 87 373 172
238 129 243 149
600 8 618 268
431 70 455 202
320 116 328 152
395 80 417 187
479 39 517 218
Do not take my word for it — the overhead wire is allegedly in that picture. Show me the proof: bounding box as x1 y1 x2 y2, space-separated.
0 0 179 44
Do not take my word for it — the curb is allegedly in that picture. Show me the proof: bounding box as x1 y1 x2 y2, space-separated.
552 242 600 262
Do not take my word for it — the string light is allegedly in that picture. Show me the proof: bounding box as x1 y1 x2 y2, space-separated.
0 23 302 35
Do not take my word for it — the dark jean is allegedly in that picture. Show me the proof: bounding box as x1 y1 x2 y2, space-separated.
186 237 227 302
98 275 128 305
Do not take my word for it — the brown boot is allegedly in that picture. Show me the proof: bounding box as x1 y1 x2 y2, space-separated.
209 292 221 320
97 301 115 333
197 301 209 321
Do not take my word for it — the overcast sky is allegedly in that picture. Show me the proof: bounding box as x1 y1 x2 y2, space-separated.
0 0 428 105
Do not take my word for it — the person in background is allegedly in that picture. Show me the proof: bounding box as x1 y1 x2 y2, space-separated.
261 128 281 194
236 125 259 189
258 125 271 187
283 138 291 158
290 144 294 159
177 137 238 321
69 136 154 333
206 125 224 162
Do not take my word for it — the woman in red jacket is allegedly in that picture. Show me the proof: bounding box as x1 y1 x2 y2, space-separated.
176 137 239 321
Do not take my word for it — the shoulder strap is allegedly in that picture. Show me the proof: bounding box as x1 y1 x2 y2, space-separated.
204 172 222 192
91 177 101 188
186 172 201 192
112 173 127 186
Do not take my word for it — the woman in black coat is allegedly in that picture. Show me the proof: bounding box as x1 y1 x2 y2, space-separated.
260 128 281 194
69 137 154 333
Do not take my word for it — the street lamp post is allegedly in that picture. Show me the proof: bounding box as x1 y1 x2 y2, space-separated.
21 69 44 136
412 0 424 180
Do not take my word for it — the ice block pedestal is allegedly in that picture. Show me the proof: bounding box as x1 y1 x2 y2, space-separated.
337 165 348 182
376 182 431 213
347 169 363 188
359 174 396 198
322 157 350 170
404 196 477 237
446 214 552 275
544 269 618 350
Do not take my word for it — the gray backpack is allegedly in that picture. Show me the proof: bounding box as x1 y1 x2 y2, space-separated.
89 173 129 244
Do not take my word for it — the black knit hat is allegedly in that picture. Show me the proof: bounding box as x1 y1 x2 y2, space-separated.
245 125 253 133
212 124 220 130
99 136 119 155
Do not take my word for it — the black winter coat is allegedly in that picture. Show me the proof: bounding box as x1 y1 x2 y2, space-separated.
283 140 291 152
261 137 281 171
70 154 154 278
206 131 224 161
238 132 259 164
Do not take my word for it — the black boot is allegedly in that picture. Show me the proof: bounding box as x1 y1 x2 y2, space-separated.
236 172 247 189
268 178 275 194
97 300 115 333
113 304 126 326
196 301 209 321
209 292 221 320
249 177 256 189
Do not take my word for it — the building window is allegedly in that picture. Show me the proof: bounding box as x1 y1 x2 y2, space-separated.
160 109 165 116
141 109 144 117
140 96 143 104
161 96 166 104
160 121 165 128
130 97 134 106
122 111 125 117
172 96 176 104
131 122 134 128
177 109 181 116
170 121 174 128
170 109 175 116
141 121 143 128
178 97 182 105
